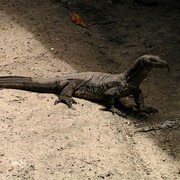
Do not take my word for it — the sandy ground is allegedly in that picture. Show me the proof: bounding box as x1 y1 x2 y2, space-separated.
0 0 180 179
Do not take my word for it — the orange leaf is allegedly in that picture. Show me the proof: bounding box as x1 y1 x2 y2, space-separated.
71 12 90 29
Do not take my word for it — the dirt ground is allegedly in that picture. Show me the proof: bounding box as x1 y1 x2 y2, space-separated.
0 0 179 179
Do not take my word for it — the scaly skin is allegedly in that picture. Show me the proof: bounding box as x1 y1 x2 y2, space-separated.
0 55 169 117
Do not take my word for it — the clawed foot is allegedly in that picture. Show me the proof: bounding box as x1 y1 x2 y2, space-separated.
138 106 158 115
108 107 127 118
54 96 77 108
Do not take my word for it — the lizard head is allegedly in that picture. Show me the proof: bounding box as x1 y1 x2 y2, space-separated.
139 54 170 71
125 54 169 84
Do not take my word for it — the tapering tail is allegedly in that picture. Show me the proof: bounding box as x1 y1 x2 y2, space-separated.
0 76 33 90
0 76 32 82
0 76 58 93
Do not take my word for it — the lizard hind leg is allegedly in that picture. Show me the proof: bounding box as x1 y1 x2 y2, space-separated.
54 81 77 108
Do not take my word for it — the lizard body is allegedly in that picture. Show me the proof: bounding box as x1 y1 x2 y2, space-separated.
0 55 169 117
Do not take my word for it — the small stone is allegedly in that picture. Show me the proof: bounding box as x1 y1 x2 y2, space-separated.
0 153 5 157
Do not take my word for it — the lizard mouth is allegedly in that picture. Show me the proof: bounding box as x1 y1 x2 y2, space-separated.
156 59 170 72
166 64 170 72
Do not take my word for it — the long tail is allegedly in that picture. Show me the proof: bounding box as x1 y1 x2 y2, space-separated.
0 76 57 93
0 76 32 82
0 76 33 90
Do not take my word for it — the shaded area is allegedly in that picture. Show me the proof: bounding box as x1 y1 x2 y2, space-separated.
0 0 180 162
0 0 118 73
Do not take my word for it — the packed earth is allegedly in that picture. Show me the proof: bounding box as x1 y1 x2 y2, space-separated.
0 0 179 179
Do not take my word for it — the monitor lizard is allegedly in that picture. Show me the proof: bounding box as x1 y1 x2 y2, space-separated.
0 55 169 117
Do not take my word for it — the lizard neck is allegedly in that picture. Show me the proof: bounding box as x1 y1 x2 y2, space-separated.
124 59 152 86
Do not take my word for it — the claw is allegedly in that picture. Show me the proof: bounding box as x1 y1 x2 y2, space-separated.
54 96 77 108
108 107 127 118
54 99 60 105
71 98 77 104
139 106 158 114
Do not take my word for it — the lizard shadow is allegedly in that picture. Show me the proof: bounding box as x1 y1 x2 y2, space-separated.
99 99 148 120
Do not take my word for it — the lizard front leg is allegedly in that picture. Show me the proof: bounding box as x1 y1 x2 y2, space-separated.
54 81 77 108
133 89 158 114
104 87 127 118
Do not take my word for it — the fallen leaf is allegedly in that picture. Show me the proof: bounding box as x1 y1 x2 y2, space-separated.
71 12 90 29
